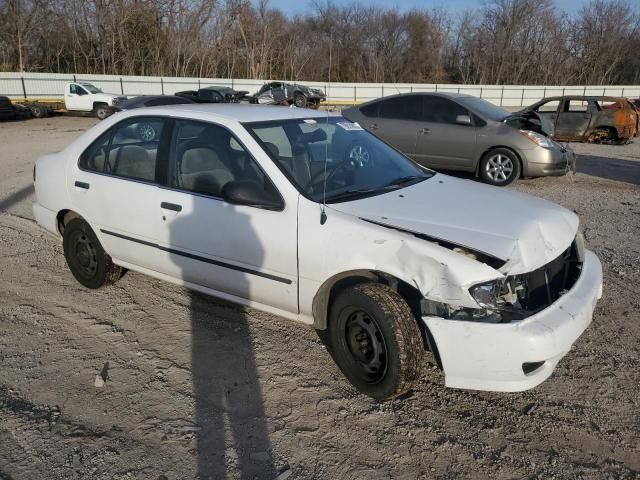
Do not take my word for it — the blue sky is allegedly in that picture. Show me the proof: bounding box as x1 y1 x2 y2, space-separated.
261 0 599 17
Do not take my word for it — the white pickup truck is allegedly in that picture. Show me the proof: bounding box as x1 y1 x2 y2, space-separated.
64 82 127 119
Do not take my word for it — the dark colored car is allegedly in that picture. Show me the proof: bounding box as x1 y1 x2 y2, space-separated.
343 93 574 186
108 95 194 115
0 96 32 121
175 86 249 104
250 82 325 109
521 96 638 144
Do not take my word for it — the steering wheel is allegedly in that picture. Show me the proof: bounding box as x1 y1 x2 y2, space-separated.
304 142 372 190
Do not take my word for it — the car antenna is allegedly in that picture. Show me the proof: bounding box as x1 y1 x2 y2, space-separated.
320 30 332 226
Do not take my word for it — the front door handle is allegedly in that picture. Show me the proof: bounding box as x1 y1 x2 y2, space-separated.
74 181 90 189
160 202 182 212
368 123 378 130
418 127 430 135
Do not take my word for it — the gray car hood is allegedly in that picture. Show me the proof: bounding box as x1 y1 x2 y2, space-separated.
329 175 578 274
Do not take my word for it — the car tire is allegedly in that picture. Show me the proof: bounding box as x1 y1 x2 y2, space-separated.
63 218 123 289
294 93 307 108
30 104 45 118
327 283 424 400
479 148 520 186
94 104 109 120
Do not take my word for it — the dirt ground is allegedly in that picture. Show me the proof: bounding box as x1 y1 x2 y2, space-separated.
0 116 638 480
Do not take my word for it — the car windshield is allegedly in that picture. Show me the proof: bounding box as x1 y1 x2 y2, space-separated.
457 96 509 121
245 117 434 203
82 83 103 94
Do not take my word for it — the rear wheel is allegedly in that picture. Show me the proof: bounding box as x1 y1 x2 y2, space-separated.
326 283 424 400
479 148 520 186
63 218 123 289
30 104 46 118
294 93 307 108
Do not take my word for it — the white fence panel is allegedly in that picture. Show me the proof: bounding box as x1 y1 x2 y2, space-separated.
1 72 639 107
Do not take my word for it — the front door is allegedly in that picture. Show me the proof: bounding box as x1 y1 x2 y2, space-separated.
155 119 298 314
66 83 92 111
72 117 169 272
414 96 477 170
555 99 593 139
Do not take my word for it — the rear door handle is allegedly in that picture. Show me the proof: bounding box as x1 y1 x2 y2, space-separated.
74 181 90 189
418 127 430 135
160 202 182 212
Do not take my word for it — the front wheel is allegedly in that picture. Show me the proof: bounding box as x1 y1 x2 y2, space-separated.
63 218 123 289
93 104 109 120
479 148 520 186
326 283 425 400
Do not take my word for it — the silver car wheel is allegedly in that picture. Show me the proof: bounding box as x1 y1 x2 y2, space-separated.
485 154 514 182
348 144 370 166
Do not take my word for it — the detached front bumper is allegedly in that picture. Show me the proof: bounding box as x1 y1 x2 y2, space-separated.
423 250 602 392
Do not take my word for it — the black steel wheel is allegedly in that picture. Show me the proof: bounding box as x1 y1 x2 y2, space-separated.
63 218 123 289
327 283 425 400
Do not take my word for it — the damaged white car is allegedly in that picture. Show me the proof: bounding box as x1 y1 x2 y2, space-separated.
33 105 603 400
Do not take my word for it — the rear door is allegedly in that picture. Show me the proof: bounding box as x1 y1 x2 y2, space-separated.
72 116 168 272
414 96 477 170
555 99 593 139
364 95 422 157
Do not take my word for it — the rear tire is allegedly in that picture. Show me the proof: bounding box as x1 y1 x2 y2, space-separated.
479 148 520 186
326 283 424 400
294 93 307 108
63 218 123 289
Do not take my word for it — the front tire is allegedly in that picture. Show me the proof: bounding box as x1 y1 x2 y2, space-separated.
63 218 123 289
479 148 520 186
327 283 424 400
94 104 109 120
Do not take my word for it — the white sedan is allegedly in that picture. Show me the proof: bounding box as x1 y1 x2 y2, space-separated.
33 104 603 400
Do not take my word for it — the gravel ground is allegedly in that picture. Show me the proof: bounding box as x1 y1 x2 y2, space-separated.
0 116 639 480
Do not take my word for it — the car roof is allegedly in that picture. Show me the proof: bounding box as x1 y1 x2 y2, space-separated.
353 92 473 107
121 104 337 122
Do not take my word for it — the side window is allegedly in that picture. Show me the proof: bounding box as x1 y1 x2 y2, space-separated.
422 97 469 124
535 100 560 112
360 101 380 118
565 100 589 113
379 96 421 120
169 120 279 201
70 84 79 94
79 117 164 182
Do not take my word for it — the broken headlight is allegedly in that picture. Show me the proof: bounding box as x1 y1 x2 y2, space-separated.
468 276 529 321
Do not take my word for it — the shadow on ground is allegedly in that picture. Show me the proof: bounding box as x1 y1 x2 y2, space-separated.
576 154 640 185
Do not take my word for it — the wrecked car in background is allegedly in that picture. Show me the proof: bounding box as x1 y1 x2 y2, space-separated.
344 93 574 186
522 96 638 144
175 86 249 104
33 105 602 400
249 81 325 108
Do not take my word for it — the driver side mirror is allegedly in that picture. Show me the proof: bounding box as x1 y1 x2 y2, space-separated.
222 180 283 210
455 114 472 126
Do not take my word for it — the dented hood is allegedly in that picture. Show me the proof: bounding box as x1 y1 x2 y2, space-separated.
329 175 578 274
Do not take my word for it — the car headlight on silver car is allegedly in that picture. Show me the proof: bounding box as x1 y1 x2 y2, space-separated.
519 130 553 148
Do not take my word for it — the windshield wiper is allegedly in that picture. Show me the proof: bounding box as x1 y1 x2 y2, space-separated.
382 175 427 189
325 188 377 203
